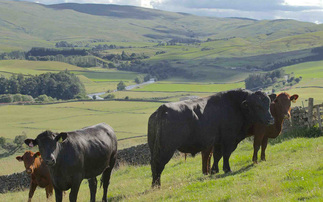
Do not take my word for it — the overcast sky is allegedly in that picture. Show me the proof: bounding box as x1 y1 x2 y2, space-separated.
14 0 323 24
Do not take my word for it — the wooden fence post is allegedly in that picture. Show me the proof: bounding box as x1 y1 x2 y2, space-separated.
316 105 322 130
308 98 314 127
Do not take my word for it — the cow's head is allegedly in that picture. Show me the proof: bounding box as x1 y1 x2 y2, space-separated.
24 131 68 167
16 151 41 174
241 91 274 125
272 93 299 120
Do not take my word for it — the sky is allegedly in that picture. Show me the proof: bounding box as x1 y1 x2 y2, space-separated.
14 0 323 24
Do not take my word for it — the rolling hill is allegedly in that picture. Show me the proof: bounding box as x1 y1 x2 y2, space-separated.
1 0 323 53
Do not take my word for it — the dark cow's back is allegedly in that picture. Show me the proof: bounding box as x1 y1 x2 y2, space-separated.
63 123 117 178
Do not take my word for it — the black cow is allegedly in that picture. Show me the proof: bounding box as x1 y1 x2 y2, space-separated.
25 123 117 202
148 89 274 187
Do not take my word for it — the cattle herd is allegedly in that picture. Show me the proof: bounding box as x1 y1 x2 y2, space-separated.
15 89 298 201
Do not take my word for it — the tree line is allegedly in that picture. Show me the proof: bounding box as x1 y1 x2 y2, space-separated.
245 69 285 90
0 71 86 100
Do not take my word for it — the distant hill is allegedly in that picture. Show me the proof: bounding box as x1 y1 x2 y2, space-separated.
1 0 323 52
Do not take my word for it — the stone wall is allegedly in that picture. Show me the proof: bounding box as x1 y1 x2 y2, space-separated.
0 172 30 193
0 143 153 194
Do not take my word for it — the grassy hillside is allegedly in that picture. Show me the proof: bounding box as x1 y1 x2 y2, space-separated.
1 0 323 53
279 60 323 105
3 137 322 201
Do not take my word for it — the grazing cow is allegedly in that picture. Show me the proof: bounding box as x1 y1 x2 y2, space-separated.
201 93 299 175
16 151 53 202
24 123 117 202
148 89 274 187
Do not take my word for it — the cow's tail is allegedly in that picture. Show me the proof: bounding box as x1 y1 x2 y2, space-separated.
148 104 168 158
148 105 168 186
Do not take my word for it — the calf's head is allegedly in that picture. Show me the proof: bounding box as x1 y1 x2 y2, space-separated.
272 93 298 119
24 131 67 167
16 151 40 174
242 91 274 125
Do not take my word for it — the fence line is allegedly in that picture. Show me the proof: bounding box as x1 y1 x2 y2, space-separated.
290 98 323 130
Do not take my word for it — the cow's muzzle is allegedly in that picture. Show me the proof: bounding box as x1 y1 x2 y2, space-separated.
45 155 56 166
266 116 275 125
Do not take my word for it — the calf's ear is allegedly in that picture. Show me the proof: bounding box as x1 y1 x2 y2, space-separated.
33 152 41 159
55 132 68 143
16 156 23 162
24 139 38 147
268 94 277 102
290 94 299 103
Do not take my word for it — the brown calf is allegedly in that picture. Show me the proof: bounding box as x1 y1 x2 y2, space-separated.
201 93 299 174
16 151 53 202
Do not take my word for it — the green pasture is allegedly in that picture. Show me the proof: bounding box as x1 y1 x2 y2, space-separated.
0 60 144 94
102 91 211 101
0 100 161 149
277 60 323 105
283 60 323 81
0 60 82 76
134 82 245 92
4 137 322 201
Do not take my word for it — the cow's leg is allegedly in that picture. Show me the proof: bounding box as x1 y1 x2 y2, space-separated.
201 146 213 175
28 182 37 202
88 177 97 202
54 186 63 202
102 153 116 202
211 145 222 174
253 133 264 163
69 177 82 202
45 184 53 199
260 136 269 161
222 143 238 173
151 149 175 187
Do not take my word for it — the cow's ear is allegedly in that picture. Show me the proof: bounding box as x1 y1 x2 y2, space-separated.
290 94 299 103
33 152 41 159
268 94 277 102
16 156 23 162
55 132 68 143
24 139 38 147
241 100 248 110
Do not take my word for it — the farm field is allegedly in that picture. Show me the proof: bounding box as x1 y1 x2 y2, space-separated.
0 100 161 149
280 61 323 105
134 82 245 92
3 137 322 201
0 60 143 94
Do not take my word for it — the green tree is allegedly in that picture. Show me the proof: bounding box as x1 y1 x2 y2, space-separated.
117 81 126 91
14 134 27 147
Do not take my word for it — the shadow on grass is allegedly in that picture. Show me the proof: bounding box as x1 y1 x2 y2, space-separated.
0 146 21 158
108 194 126 202
108 188 154 201
215 163 254 179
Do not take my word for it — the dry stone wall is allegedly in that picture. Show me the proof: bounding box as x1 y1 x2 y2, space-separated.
0 143 153 193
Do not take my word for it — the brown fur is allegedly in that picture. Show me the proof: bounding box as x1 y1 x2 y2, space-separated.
16 151 53 201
